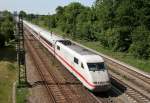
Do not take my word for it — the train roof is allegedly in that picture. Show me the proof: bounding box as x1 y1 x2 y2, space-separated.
60 41 104 62
83 55 104 63
24 20 64 42
40 30 63 41
62 41 97 56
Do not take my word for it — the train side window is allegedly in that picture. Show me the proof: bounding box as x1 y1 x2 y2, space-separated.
57 45 60 50
49 42 52 47
81 63 84 69
74 57 78 64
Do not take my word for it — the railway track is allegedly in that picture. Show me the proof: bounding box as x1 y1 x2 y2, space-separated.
25 32 57 102
25 32 68 103
111 74 150 103
24 29 101 103
105 57 150 92
110 61 150 84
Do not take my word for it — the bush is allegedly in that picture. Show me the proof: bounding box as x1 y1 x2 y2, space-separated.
0 34 5 47
100 27 131 52
129 26 150 59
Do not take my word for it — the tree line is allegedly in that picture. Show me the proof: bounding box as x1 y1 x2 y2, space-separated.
0 11 14 47
23 0 150 59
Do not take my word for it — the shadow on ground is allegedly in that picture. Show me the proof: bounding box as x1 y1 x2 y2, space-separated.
94 77 127 101
0 45 17 62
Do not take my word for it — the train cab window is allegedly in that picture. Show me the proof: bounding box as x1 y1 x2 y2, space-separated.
59 40 72 45
57 45 60 50
74 57 78 64
81 63 84 69
87 62 105 71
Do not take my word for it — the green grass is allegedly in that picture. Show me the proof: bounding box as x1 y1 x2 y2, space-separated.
16 87 28 103
0 41 18 103
0 61 17 103
33 22 150 73
0 42 28 103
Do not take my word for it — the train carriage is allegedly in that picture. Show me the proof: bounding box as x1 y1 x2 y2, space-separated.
24 20 111 92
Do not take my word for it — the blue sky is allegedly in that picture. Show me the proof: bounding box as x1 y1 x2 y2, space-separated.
0 0 95 14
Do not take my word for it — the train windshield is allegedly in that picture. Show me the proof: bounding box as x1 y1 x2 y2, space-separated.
87 62 105 71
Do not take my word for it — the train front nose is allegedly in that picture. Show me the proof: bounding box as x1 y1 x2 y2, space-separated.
90 70 111 92
92 81 111 92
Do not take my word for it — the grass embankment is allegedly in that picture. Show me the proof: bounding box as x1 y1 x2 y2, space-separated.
16 87 28 103
34 22 150 73
0 45 17 103
0 43 28 103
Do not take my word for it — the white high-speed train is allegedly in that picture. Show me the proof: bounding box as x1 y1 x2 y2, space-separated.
23 20 111 92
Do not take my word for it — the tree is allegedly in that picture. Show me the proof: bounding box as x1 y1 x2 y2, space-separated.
19 11 27 18
129 25 150 59
1 19 14 42
49 15 56 28
0 11 15 47
2 10 13 21
61 2 85 38
95 0 116 30
115 0 135 27
56 6 64 15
